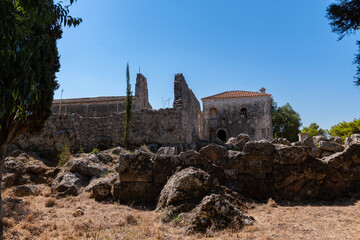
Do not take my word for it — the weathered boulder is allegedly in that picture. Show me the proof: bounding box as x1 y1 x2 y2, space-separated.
243 140 276 159
318 141 344 153
153 155 181 184
226 137 238 145
14 185 39 197
157 146 178 155
157 167 218 213
328 137 343 145
51 172 83 196
116 152 154 182
199 144 228 161
86 175 117 201
345 134 360 147
236 133 251 142
313 136 327 145
275 146 310 165
97 153 114 164
179 150 210 167
67 158 108 178
186 194 254 234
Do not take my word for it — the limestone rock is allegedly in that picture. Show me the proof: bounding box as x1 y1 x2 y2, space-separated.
313 136 327 145
51 172 82 197
157 146 178 155
199 144 228 161
328 137 343 145
237 133 251 142
318 141 344 153
243 140 276 159
156 167 218 213
14 185 39 197
186 193 254 234
275 146 309 165
116 152 154 182
179 150 210 167
67 158 108 178
86 175 117 201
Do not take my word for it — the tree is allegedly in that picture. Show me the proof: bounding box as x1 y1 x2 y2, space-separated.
302 123 328 139
123 63 132 147
0 1 81 238
328 118 360 140
327 0 360 86
271 97 302 142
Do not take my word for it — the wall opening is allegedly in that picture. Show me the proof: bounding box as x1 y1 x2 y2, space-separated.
217 129 227 142
209 107 217 119
240 108 248 118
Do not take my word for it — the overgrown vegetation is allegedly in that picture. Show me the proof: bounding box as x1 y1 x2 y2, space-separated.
327 0 360 86
329 118 360 140
90 148 100 154
271 97 301 142
302 123 328 139
59 142 71 167
123 63 133 147
0 1 81 237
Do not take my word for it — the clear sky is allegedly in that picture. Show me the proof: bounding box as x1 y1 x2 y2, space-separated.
55 0 360 130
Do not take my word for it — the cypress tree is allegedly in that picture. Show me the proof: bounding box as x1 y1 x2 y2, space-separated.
123 63 132 147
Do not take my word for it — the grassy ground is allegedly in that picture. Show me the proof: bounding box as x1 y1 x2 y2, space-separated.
3 187 360 240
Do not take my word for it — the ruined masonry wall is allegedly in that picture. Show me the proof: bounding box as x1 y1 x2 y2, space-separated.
17 109 187 152
17 73 202 152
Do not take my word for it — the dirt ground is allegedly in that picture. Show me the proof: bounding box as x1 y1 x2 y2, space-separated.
3 187 360 240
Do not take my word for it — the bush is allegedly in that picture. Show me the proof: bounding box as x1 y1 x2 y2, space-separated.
59 142 71 166
90 148 99 154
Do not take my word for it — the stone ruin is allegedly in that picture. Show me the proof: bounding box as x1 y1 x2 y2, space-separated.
16 73 202 156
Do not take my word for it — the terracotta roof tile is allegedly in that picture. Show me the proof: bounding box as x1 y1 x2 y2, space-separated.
202 91 271 100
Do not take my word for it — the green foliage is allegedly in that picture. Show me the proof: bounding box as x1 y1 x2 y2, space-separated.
271 97 302 142
123 63 133 147
59 142 71 166
90 148 99 154
0 2 80 236
328 118 360 140
327 0 360 86
302 123 328 139
0 0 81 149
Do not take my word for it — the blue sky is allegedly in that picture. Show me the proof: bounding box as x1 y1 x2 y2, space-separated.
55 0 360 130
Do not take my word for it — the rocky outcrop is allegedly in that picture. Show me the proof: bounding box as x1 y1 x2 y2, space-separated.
51 172 83 197
156 167 218 214
186 194 254 234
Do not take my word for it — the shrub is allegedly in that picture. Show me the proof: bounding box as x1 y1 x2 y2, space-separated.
90 148 99 154
59 142 71 166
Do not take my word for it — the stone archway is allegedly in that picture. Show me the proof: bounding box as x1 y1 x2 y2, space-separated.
217 129 227 142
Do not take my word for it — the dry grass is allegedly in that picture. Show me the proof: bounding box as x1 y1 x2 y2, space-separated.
3 189 360 240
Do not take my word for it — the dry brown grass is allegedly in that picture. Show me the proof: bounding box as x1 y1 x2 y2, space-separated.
3 188 360 240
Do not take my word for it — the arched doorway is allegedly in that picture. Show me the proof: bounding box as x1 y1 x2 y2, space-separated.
217 129 227 142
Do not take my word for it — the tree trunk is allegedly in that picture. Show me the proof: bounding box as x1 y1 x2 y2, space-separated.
0 144 6 240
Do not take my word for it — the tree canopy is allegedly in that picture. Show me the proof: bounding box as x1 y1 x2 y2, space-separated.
302 123 328 139
328 118 360 140
271 97 302 142
327 0 360 86
0 1 81 237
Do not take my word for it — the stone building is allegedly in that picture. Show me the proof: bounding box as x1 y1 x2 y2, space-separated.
202 88 273 141
52 73 152 117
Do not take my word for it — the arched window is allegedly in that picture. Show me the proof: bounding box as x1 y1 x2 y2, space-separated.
209 107 217 119
240 108 247 118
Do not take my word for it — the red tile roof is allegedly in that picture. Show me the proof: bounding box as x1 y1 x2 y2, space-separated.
202 91 271 100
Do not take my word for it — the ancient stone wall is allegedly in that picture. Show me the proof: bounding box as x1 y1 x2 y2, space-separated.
173 73 202 144
114 139 360 204
16 73 202 153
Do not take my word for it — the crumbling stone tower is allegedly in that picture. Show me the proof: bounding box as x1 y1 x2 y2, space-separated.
134 73 152 110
